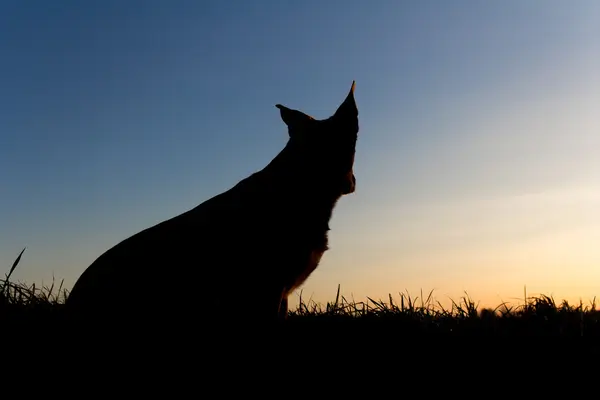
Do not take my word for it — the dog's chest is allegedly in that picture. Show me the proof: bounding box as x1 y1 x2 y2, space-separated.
285 248 325 294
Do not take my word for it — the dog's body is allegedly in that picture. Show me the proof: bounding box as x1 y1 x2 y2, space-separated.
65 82 359 330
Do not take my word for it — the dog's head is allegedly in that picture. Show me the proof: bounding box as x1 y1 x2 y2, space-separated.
276 81 359 197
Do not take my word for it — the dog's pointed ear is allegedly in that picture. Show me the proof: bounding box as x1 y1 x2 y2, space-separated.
276 104 313 127
333 81 358 118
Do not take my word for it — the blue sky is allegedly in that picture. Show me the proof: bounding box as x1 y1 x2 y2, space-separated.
1 1 599 308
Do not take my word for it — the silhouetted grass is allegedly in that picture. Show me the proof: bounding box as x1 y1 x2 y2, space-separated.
2 249 600 339
285 284 600 338
1 249 68 326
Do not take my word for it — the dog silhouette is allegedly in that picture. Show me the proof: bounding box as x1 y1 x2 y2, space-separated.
65 81 359 331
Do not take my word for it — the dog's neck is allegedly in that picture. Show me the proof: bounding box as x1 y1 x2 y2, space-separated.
242 144 342 232
264 145 341 200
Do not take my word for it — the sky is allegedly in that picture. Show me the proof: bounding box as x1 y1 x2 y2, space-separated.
1 1 599 310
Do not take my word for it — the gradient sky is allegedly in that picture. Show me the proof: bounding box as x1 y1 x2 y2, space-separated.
1 1 599 310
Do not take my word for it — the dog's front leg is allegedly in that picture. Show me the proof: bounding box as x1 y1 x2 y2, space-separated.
278 295 288 320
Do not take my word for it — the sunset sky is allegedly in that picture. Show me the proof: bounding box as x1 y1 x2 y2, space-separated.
1 1 599 310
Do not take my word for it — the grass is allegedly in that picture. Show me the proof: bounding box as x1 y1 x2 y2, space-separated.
3 249 600 338
287 284 600 337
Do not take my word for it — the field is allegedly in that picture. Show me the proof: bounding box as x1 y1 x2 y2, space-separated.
3 249 600 339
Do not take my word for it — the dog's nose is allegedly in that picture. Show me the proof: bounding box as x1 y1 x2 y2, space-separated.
343 174 356 194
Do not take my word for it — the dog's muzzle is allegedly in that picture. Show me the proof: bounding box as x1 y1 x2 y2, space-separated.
341 174 356 195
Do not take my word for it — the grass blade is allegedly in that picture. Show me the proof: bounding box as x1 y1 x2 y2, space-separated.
6 247 26 282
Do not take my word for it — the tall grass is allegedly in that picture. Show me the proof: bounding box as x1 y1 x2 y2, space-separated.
1 248 68 314
2 249 599 337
